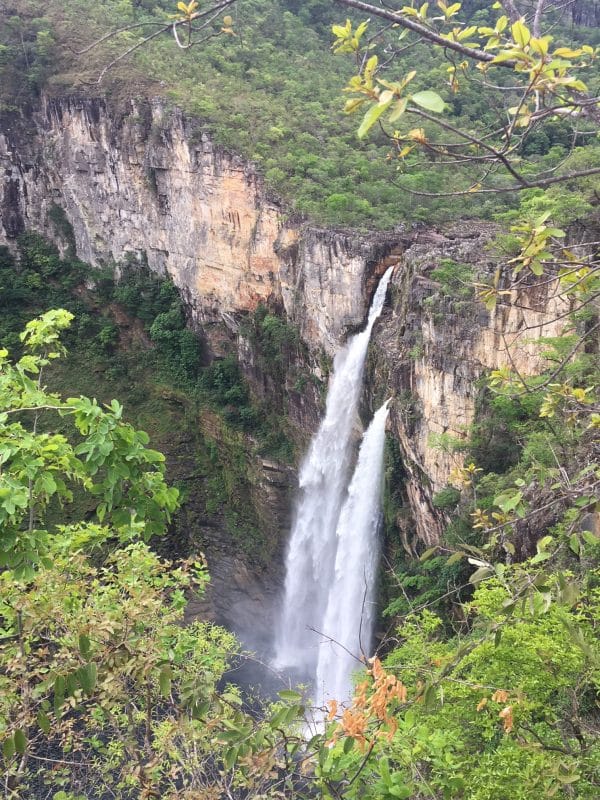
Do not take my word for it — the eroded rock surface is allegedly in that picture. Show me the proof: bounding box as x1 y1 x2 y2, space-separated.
370 222 570 547
0 97 572 599
0 96 394 354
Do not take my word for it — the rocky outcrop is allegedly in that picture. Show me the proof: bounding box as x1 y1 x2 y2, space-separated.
0 96 570 559
369 222 570 547
0 96 395 355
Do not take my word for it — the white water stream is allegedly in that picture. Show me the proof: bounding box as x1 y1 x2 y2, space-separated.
314 399 390 705
274 267 394 700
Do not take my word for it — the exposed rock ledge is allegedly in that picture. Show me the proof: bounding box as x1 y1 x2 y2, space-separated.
369 222 570 548
0 95 397 354
0 96 571 555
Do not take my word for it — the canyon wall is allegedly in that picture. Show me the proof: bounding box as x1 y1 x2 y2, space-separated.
369 223 569 548
0 96 568 558
0 96 393 355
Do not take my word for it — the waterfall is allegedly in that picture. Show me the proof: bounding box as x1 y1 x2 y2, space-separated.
273 266 394 680
314 399 390 705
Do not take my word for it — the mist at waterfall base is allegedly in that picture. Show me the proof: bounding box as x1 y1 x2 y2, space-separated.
273 266 394 707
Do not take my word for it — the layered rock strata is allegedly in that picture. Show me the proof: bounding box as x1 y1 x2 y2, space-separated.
0 96 393 355
370 223 570 547
0 97 569 555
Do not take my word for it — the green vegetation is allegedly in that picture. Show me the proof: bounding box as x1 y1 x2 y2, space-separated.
0 234 295 565
1 0 600 797
320 571 600 799
240 304 302 385
0 0 590 230
0 314 310 796
2 1 599 230
3 301 598 799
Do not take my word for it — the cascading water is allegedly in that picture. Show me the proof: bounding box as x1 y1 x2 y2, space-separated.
273 266 394 682
314 399 390 706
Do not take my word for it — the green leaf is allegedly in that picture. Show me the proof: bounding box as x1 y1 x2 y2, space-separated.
560 580 579 607
388 786 411 799
556 773 581 784
496 490 522 513
37 710 51 734
470 565 493 584
423 684 437 710
159 665 173 698
219 730 244 743
270 706 289 728
364 55 378 81
77 662 97 697
14 729 27 755
410 90 445 113
420 546 439 562
332 24 349 38
54 675 65 715
569 533 580 555
283 705 302 724
78 633 91 658
357 99 392 139
277 689 302 702
511 20 531 47
388 96 408 123
582 531 598 546
530 260 544 276
223 746 238 770
66 672 78 698
221 690 242 706
380 756 391 784
2 736 15 760
191 699 211 719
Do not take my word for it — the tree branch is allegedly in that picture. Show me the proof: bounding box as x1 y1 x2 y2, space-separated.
333 0 509 65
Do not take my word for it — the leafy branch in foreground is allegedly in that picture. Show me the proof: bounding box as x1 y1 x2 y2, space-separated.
0 309 178 579
0 310 311 798
333 0 599 194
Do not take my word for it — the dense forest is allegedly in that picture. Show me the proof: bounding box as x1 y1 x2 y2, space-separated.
1 0 600 798
1 0 599 227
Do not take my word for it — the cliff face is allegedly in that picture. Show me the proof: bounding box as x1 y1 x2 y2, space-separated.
369 223 569 548
0 95 567 559
0 96 393 355
0 95 403 648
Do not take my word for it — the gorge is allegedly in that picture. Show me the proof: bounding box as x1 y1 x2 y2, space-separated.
0 96 573 653
274 267 393 700
1 2 599 796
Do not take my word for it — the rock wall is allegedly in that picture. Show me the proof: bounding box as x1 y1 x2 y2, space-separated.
0 95 570 558
369 222 570 548
0 96 394 355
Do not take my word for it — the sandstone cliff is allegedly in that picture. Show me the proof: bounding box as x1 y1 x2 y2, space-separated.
0 95 568 560
0 96 393 355
368 223 569 549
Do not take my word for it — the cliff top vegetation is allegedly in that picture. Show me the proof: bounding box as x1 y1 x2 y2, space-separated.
0 0 599 229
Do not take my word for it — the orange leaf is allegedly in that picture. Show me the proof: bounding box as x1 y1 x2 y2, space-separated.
499 705 514 732
327 699 338 721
